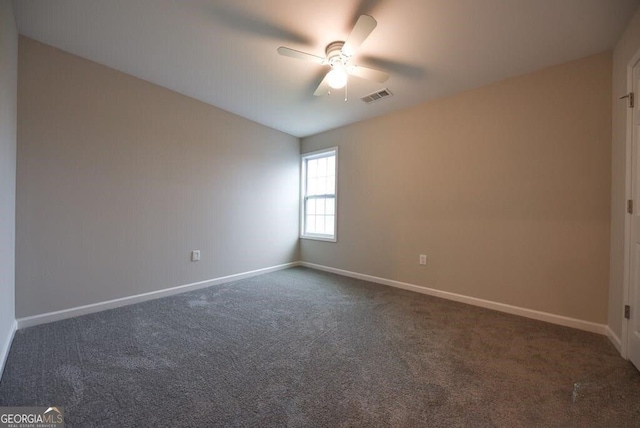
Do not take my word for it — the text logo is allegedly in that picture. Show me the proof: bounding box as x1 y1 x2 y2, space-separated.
0 406 64 428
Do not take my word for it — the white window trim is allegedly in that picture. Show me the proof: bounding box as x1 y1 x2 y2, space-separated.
300 147 338 242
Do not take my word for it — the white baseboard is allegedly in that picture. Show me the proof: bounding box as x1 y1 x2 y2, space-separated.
0 320 17 381
606 326 623 353
17 262 300 329
14 260 611 338
300 262 607 335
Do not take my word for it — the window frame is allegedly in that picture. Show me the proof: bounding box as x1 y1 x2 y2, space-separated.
300 147 338 242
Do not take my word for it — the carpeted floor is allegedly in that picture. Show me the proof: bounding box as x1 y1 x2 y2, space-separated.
1 267 639 427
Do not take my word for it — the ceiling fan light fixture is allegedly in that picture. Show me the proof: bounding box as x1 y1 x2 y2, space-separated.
327 65 348 89
277 15 386 96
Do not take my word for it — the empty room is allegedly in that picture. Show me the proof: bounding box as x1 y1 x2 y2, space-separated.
1 0 640 426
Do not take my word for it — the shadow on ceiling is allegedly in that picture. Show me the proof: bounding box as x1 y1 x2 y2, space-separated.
200 3 311 45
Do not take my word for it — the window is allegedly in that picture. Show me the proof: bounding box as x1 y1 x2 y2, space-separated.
300 147 338 241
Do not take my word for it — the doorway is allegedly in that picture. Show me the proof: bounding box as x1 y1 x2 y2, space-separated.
626 57 640 371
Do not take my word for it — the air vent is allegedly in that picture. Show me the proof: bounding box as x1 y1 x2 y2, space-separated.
361 88 393 104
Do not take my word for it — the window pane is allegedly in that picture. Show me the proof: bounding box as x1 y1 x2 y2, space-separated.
316 215 326 234
308 177 317 195
326 198 335 215
301 149 337 240
307 159 317 178
317 176 326 195
307 198 316 215
327 156 335 176
326 215 335 236
318 157 327 177
327 176 335 194
316 198 325 215
306 215 316 233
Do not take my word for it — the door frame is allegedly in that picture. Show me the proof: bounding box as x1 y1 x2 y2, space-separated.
622 48 640 359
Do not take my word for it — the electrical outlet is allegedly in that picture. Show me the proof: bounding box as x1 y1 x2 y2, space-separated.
419 254 427 265
191 250 200 262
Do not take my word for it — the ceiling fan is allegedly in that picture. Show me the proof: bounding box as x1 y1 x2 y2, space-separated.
277 15 390 97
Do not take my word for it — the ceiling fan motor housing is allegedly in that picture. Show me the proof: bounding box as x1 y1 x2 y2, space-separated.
326 41 347 67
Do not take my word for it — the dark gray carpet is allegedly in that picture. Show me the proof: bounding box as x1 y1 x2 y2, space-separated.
1 267 639 427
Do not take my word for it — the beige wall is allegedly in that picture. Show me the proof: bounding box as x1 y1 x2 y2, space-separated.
16 37 300 318
609 6 640 340
302 53 612 324
0 0 17 373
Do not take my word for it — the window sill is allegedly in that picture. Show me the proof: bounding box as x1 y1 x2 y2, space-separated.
300 235 337 243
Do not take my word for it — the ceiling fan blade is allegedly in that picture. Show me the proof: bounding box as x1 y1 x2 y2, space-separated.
342 15 377 57
347 65 389 83
277 47 325 64
313 73 331 96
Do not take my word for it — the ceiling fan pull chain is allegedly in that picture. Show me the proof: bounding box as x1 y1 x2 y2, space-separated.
345 79 348 102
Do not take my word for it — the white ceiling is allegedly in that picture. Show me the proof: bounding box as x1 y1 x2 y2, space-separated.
12 0 640 137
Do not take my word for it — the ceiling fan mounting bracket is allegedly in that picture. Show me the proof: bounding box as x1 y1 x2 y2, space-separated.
326 41 347 67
